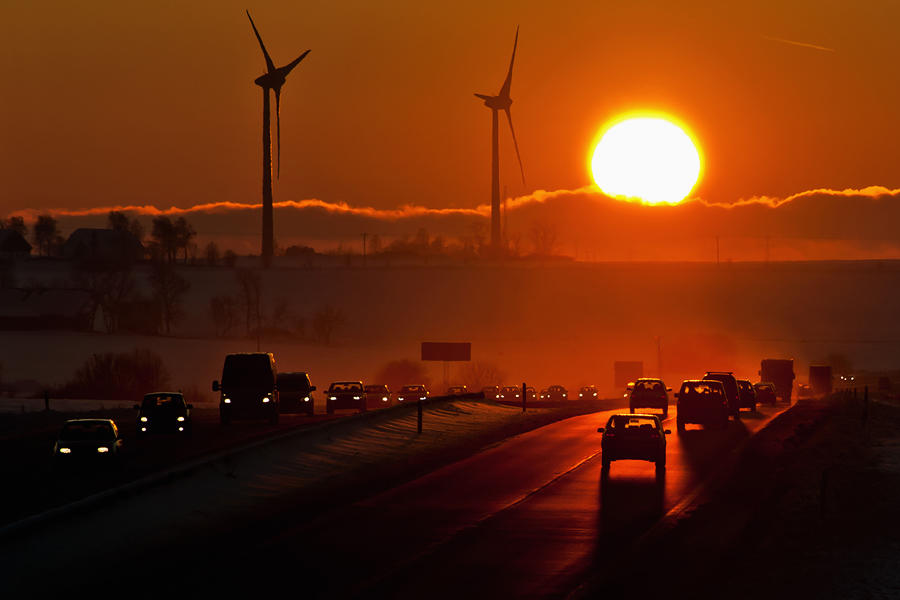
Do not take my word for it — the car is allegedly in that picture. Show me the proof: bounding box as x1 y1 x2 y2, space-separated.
397 384 429 403
135 392 192 435
628 378 671 417
365 384 393 407
736 379 757 412
702 371 741 418
277 372 316 415
447 385 467 396
53 419 123 468
598 413 669 473
326 381 367 414
499 385 520 401
797 383 813 398
213 352 279 425
754 382 777 405
481 385 500 400
676 379 729 432
578 385 599 399
540 385 568 401
526 386 537 401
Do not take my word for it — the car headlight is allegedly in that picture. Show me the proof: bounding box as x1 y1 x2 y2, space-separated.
579 393 583 397
177 416 185 422
140 416 148 422
516 394 520 398
224 398 231 404
398 397 404 401
303 396 310 402
382 396 388 401
330 396 337 400
563 394 567 397
353 396 361 400
178 427 184 432
262 397 271 403
593 392 597 397
58 447 71 454
97 446 109 453
141 427 147 432
420 396 426 400
495 395 499 399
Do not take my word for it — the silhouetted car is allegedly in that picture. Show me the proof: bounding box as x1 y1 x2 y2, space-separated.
702 371 741 418
499 386 520 401
736 379 757 412
277 371 316 415
326 381 366 414
482 385 500 400
676 379 729 432
135 392 192 435
754 382 777 405
628 378 671 417
365 384 393 407
526 386 537 401
53 419 123 468
447 385 467 396
213 352 279 425
579 385 599 399
540 385 568 401
397 384 429 403
798 383 813 398
598 413 669 473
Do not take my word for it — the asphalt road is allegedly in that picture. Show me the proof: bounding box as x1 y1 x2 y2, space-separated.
203 401 792 598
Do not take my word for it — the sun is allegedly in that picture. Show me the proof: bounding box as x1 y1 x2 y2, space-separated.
590 116 701 205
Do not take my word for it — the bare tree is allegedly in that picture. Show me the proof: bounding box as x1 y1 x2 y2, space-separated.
223 249 238 268
151 217 178 263
148 260 190 334
458 361 506 391
235 268 262 337
312 305 345 345
374 359 431 391
174 217 196 264
107 211 144 242
529 221 559 256
2 216 27 237
209 295 239 337
204 241 220 266
33 214 61 256
71 261 137 333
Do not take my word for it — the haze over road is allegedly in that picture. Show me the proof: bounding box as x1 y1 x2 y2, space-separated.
0 401 791 597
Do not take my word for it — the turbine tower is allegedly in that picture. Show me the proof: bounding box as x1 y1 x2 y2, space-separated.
475 27 525 254
247 10 310 267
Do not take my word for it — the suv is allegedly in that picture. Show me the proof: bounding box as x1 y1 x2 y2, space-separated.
326 381 366 414
598 413 669 474
135 392 192 435
628 378 671 417
213 353 279 425
277 372 316 415
702 371 741 418
676 379 729 431
365 384 392 407
736 379 757 412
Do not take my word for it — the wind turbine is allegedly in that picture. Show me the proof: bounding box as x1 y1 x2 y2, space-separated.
475 27 525 253
246 10 310 267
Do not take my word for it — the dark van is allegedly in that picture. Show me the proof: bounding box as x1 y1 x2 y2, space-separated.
213 353 279 425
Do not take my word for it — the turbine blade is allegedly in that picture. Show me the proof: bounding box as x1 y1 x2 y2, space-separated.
246 10 276 73
281 49 311 77
275 88 282 179
474 93 494 101
499 26 519 98
504 108 525 185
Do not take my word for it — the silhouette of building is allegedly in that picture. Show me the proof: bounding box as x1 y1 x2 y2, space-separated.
62 228 144 263
0 230 31 258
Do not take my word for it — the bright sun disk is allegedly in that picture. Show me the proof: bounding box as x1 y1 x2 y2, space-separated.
591 116 701 205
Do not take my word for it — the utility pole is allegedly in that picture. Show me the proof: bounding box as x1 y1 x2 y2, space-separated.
656 336 662 378
716 236 720 266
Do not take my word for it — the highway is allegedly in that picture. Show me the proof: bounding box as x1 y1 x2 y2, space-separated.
195 403 790 597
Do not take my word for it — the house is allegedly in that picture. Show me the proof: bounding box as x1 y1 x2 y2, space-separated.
0 230 31 258
62 228 144 263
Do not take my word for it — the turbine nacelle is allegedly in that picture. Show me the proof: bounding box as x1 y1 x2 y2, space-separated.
475 93 512 111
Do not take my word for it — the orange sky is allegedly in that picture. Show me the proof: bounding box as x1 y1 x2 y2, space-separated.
3 0 900 219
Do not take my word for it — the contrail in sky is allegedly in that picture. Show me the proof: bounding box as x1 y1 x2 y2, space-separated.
763 34 835 53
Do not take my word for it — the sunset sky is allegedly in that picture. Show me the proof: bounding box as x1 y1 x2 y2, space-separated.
3 0 900 254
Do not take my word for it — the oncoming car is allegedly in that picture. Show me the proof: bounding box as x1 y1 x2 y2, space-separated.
53 419 123 468
499 386 520 401
447 385 467 396
598 413 670 473
736 379 757 412
579 385 599 399
135 392 192 435
540 385 568 401
277 371 316 415
397 384 429 403
326 381 366 414
365 384 392 407
525 386 537 402
628 378 671 417
482 385 500 400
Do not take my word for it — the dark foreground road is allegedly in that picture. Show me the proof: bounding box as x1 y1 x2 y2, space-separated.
210 402 792 598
